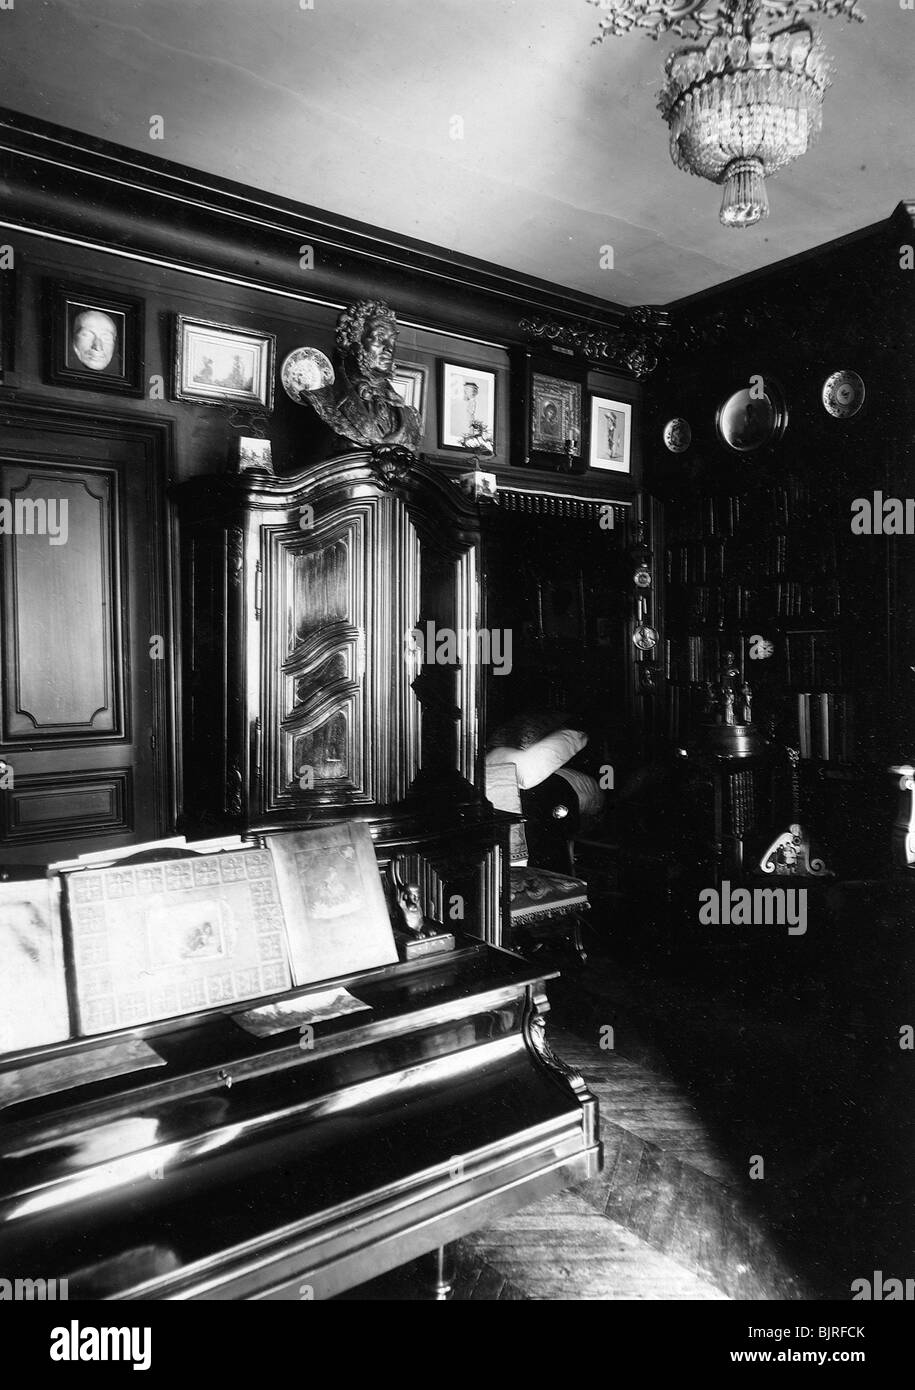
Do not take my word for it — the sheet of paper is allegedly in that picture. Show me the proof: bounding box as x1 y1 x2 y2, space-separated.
232 987 371 1038
0 1037 164 1111
68 847 293 1035
0 877 70 1054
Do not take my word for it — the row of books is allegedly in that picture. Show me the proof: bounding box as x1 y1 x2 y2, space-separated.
664 481 822 544
797 693 854 762
666 537 839 588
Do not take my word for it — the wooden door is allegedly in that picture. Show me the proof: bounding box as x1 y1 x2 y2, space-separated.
0 404 173 865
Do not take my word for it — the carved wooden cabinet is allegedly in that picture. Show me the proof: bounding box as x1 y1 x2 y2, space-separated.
175 451 506 937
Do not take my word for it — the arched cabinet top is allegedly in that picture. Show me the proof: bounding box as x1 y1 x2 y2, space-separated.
173 450 482 542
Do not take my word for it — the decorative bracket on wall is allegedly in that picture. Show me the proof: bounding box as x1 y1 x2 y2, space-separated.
518 306 672 378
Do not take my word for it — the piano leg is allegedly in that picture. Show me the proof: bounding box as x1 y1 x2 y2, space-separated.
424 1245 455 1300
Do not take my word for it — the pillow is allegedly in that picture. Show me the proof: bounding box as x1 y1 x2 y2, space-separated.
486 727 587 790
488 708 570 752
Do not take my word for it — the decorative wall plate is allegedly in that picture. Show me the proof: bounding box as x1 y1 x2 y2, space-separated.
716 381 786 453
632 623 659 651
822 370 865 419
663 417 691 453
281 346 334 402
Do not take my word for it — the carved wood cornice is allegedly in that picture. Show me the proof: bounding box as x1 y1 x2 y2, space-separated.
518 307 673 378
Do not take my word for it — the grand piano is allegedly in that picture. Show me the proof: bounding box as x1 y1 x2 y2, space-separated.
0 935 600 1300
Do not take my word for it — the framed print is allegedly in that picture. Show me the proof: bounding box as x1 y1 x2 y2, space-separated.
589 395 632 473
510 349 589 472
174 315 276 410
532 372 582 457
236 436 274 474
439 360 496 453
44 280 144 396
392 362 428 424
717 380 787 453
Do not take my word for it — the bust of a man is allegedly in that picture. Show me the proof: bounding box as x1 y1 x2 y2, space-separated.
304 299 422 451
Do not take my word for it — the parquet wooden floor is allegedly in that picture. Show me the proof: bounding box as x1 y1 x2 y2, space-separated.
343 1017 803 1301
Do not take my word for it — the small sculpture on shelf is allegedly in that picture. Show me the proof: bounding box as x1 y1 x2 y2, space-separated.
759 751 830 878
393 880 455 961
397 883 431 939
289 299 422 452
703 651 765 757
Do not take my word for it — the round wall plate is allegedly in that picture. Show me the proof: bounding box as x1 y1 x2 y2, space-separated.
632 623 659 652
822 370 865 419
663 417 692 453
716 380 787 453
281 346 334 402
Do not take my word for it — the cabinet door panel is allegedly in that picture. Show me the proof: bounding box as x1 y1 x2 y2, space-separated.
261 492 421 815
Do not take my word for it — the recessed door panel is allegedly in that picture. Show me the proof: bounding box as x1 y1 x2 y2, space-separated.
2 466 121 739
0 409 171 864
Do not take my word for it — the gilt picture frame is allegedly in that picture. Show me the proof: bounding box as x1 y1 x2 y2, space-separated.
174 315 276 411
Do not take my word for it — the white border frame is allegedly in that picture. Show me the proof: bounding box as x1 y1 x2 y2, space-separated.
589 395 632 474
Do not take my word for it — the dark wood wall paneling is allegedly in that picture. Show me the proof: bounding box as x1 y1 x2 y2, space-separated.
0 107 652 498
643 203 915 871
0 110 655 861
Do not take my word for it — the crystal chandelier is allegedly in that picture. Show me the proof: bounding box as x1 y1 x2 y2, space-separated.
591 1 866 227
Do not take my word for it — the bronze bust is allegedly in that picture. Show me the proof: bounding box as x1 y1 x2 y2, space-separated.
302 299 422 451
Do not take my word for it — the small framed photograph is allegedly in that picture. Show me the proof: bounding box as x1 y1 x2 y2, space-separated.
392 362 428 424
44 280 144 395
589 395 632 473
174 316 276 410
236 436 274 474
439 361 496 453
532 372 582 457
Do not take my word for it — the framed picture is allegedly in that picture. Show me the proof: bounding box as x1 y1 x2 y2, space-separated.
510 350 589 472
717 380 787 453
174 315 276 410
438 360 496 454
392 362 428 424
589 395 632 473
531 372 582 457
236 436 274 474
44 279 144 396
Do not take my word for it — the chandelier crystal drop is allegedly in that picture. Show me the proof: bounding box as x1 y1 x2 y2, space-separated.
590 1 866 228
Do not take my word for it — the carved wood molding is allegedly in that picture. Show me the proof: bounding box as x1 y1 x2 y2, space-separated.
519 308 672 378
497 492 627 525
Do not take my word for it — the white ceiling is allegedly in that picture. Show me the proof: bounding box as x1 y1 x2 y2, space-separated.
2 0 911 305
